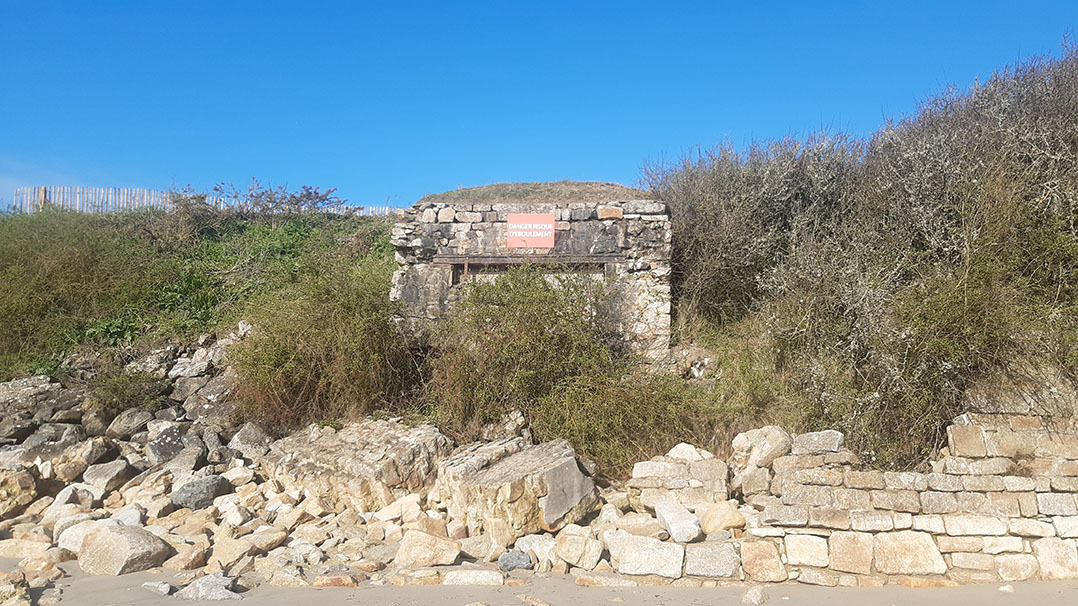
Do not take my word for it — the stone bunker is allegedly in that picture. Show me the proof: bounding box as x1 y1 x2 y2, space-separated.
389 182 672 357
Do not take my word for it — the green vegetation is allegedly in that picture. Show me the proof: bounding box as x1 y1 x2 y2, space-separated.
2 47 1077 474
645 45 1078 466
0 185 379 381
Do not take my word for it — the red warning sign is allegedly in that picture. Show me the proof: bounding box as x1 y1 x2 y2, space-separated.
506 213 556 248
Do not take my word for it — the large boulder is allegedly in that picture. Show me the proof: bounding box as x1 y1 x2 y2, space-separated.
260 419 454 512
105 409 153 440
0 376 60 409
169 475 232 510
437 438 599 540
78 525 173 575
394 530 460 568
227 423 272 460
601 529 684 578
731 426 792 472
0 468 37 517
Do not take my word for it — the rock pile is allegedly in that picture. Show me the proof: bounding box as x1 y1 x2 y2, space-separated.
1 325 1077 599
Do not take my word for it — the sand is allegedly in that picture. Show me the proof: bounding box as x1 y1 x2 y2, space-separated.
7 558 1075 606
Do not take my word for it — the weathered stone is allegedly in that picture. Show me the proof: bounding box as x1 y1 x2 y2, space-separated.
762 504 808 526
684 542 739 578
514 533 556 567
173 572 242 600
654 503 702 543
797 568 838 586
104 409 153 440
740 541 787 582
780 484 835 507
1032 537 1078 580
554 533 602 570
829 531 873 575
740 466 771 495
82 459 133 492
785 534 828 567
1009 518 1056 537
601 529 684 578
731 426 792 471
0 468 36 518
920 491 959 514
170 475 231 510
497 549 533 572
438 438 598 539
145 425 186 465
666 442 714 462
78 525 173 575
943 514 1008 536
700 501 745 534
262 419 453 513
142 581 173 596
873 531 945 575
947 425 987 458
208 538 256 569
163 544 207 571
442 569 504 585
850 510 893 532
740 586 770 606
0 539 50 559
792 468 843 486
57 519 117 553
926 473 964 492
995 554 1039 582
228 423 272 460
615 513 668 540
842 470 885 490
394 530 460 567
1037 493 1078 516
951 551 996 570
809 507 851 530
791 430 843 455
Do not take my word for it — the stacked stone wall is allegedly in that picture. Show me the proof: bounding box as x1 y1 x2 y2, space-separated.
611 412 1078 587
389 198 672 357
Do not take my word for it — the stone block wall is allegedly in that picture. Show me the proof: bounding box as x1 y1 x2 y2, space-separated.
607 410 1078 587
389 198 672 358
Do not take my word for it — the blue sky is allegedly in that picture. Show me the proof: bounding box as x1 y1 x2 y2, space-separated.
1 1 1076 208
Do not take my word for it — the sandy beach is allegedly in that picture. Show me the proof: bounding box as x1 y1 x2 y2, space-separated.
10 559 1074 606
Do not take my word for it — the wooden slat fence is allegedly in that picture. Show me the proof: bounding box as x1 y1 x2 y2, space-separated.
10 186 395 217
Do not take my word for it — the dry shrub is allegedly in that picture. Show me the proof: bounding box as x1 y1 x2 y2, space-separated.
644 43 1078 467
228 247 419 430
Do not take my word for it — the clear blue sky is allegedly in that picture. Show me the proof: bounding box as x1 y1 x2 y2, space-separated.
1 1 1076 208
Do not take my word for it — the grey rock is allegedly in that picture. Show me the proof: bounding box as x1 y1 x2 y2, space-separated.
141 581 173 595
228 423 272 460
170 475 231 510
791 430 844 455
741 586 770 606
170 376 209 402
82 410 115 437
497 549 533 572
78 525 173 575
174 573 242 600
164 447 206 473
82 459 134 491
105 409 154 440
145 425 186 465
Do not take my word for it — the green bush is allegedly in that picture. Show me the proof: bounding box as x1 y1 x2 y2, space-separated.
230 248 419 430
0 184 387 382
644 44 1078 467
427 267 624 439
89 370 168 412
